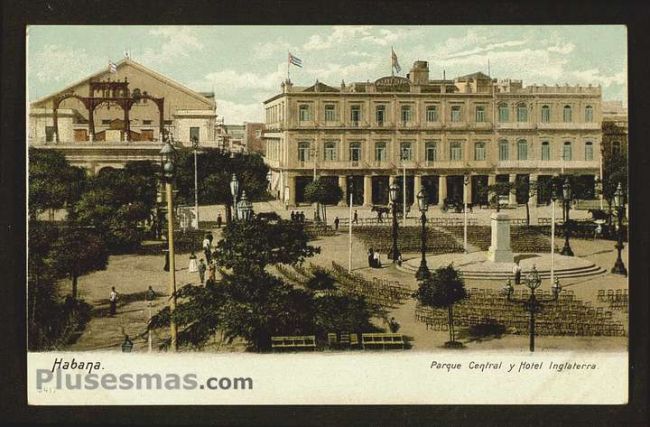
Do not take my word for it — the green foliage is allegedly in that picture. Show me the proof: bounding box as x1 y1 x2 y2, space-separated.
150 220 382 352
414 265 467 309
602 150 627 202
29 148 87 218
413 264 467 344
47 226 109 300
173 148 270 205
70 163 157 251
304 178 344 205
216 219 320 274
28 221 95 350
305 267 337 293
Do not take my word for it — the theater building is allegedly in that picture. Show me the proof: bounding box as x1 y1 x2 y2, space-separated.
29 58 219 175
263 61 602 207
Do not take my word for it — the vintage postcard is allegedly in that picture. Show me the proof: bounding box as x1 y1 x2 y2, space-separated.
26 25 628 405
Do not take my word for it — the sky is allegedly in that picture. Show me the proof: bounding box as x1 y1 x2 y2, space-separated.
27 25 627 123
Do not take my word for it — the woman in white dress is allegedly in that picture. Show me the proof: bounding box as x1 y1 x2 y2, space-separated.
188 251 198 272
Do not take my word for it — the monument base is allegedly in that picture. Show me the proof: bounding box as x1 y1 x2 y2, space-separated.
487 248 514 263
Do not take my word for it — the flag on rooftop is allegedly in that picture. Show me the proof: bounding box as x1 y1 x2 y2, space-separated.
108 61 117 73
391 48 401 75
288 52 302 68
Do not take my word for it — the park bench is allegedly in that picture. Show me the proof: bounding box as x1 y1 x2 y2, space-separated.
271 335 316 352
361 333 405 350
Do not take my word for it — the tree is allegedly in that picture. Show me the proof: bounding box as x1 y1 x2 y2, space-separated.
47 227 109 302
173 149 270 223
70 165 156 251
304 178 343 223
413 264 468 348
216 219 320 274
29 148 87 220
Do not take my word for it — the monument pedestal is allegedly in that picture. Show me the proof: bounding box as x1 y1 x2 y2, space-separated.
487 212 513 263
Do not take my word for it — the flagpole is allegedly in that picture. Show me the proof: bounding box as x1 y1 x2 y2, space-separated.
391 47 394 76
287 51 290 82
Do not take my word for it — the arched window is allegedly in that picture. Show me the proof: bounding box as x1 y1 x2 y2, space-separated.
324 141 337 161
585 105 594 122
541 105 550 122
563 105 572 122
517 139 528 160
426 141 438 162
585 142 594 161
563 141 572 161
349 142 361 163
498 103 509 122
541 141 550 160
499 140 509 160
517 103 528 122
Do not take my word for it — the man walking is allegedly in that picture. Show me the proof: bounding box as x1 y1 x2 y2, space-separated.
334 216 340 231
198 259 207 284
217 213 223 229
109 287 118 316
353 209 358 224
202 234 212 264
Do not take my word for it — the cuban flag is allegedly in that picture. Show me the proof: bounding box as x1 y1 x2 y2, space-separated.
391 48 401 74
108 61 117 73
288 52 302 68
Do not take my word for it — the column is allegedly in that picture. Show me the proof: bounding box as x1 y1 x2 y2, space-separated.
529 173 539 205
286 175 296 207
338 175 347 206
438 175 447 207
464 176 472 204
509 174 517 205
488 174 496 205
413 175 422 205
363 175 372 206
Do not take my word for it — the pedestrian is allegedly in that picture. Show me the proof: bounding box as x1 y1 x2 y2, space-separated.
397 253 403 267
373 250 381 268
513 262 522 285
208 260 217 282
377 210 383 223
353 209 358 224
109 286 118 316
368 248 374 268
594 223 602 240
291 211 295 221
188 251 198 272
202 234 212 263
198 259 207 284
145 285 156 302
334 216 340 231
300 211 305 222
217 213 223 229
163 249 170 272
388 317 400 333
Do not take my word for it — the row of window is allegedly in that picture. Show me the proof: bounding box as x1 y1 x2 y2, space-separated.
296 103 594 124
297 140 595 162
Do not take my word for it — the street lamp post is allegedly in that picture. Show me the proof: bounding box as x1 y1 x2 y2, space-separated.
230 173 240 221
415 190 430 281
463 174 469 254
192 136 200 230
550 187 558 285
236 190 254 221
389 182 400 262
560 178 574 256
160 134 178 352
503 266 562 352
611 183 628 276
348 177 354 273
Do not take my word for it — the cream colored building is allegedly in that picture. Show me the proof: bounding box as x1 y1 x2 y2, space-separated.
29 58 219 175
263 61 602 207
